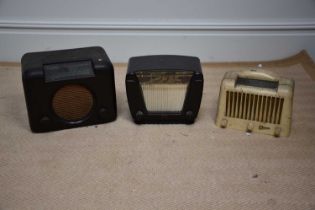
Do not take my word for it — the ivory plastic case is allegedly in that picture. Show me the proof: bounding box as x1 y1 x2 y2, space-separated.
215 69 294 137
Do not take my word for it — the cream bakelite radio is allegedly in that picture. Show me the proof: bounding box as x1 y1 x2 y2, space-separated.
216 69 294 137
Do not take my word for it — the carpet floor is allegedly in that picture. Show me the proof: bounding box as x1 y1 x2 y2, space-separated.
1 51 315 210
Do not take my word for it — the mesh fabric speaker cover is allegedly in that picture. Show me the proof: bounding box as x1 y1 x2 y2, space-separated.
52 84 94 121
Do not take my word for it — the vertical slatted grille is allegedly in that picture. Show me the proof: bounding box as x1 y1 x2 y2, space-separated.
136 71 193 112
140 83 189 112
225 91 284 124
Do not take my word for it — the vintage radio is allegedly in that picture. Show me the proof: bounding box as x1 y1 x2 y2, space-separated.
125 55 203 124
21 47 117 132
215 69 294 137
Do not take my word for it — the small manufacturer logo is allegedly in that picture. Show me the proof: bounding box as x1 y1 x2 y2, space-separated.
259 125 270 130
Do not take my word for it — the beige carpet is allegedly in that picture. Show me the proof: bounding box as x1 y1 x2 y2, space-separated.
1 51 315 210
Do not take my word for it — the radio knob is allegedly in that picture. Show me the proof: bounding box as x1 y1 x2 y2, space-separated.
135 111 144 122
99 108 107 119
247 123 254 132
40 116 51 126
220 119 228 128
185 111 194 122
274 127 281 137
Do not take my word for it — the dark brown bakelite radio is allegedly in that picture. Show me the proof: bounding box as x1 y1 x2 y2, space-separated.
21 47 117 132
125 55 204 124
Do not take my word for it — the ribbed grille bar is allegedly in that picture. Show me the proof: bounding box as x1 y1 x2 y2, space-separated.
225 91 284 124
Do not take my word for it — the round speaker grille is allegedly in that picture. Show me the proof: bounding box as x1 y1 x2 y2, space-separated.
52 85 94 122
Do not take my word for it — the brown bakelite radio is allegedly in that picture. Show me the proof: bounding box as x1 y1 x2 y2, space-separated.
21 47 117 132
125 55 204 124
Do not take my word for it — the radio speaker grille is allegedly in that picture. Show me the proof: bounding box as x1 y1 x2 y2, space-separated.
140 83 189 112
52 85 93 121
225 91 284 124
136 71 193 112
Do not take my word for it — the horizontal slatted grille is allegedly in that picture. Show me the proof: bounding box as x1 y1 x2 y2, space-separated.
225 91 284 124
